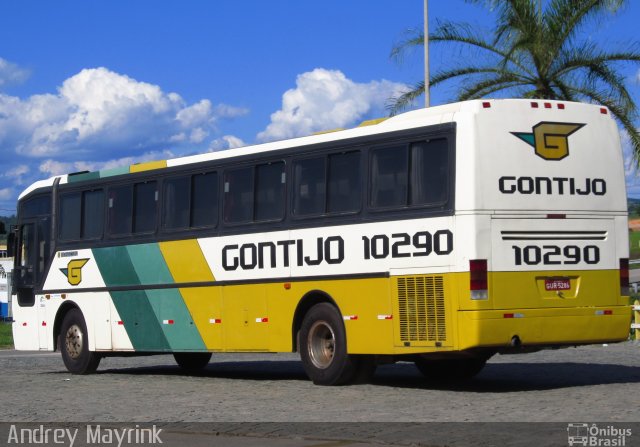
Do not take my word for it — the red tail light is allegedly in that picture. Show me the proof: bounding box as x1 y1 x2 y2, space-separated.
620 258 629 295
470 259 488 300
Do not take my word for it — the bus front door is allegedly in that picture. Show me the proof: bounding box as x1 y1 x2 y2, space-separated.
15 219 51 349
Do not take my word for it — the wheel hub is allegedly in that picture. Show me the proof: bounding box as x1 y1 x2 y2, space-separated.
65 324 83 360
307 320 335 369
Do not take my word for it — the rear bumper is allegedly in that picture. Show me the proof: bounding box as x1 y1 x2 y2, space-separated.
458 305 631 350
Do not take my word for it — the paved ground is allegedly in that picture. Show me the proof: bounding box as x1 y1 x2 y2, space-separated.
0 342 639 446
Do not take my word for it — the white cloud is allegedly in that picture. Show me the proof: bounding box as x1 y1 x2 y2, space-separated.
208 135 245 151
213 103 250 118
0 164 30 186
0 67 245 159
257 68 407 142
0 57 30 88
0 188 13 201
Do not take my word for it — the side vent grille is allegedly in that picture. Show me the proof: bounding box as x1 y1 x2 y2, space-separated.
397 276 446 343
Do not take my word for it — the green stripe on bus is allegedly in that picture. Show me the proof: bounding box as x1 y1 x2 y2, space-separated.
126 244 206 351
67 171 101 183
92 246 170 351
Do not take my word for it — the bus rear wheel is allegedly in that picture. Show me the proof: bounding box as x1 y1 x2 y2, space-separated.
414 356 487 381
299 303 374 385
173 352 212 371
59 308 101 375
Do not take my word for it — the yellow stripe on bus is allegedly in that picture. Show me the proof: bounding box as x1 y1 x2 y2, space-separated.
159 240 222 349
129 160 167 173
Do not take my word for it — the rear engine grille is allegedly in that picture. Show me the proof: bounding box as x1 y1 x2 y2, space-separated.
397 276 446 342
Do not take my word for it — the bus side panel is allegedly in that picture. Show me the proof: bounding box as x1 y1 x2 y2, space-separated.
284 277 394 355
159 240 224 351
109 298 134 351
93 244 206 352
12 303 41 350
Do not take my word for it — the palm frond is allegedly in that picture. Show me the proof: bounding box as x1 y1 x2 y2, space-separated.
386 80 425 116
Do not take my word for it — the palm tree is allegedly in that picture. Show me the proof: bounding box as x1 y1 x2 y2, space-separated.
389 0 640 161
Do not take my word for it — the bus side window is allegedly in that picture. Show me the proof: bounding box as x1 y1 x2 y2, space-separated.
59 193 82 240
108 185 133 236
370 145 408 208
293 157 325 216
410 139 448 206
191 172 218 227
163 176 190 230
255 162 285 221
59 190 104 241
133 181 157 233
82 190 104 239
327 151 361 214
224 167 254 224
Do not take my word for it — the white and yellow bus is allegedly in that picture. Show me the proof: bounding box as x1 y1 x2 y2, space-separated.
7 99 630 385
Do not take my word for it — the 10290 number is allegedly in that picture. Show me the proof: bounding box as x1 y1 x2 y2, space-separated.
511 245 600 266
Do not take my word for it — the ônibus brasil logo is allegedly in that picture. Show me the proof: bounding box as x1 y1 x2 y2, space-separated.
511 121 585 161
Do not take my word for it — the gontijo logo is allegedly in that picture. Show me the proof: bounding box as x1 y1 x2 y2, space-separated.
60 259 90 286
511 122 585 160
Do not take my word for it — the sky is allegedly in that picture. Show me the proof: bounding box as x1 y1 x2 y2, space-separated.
0 0 639 214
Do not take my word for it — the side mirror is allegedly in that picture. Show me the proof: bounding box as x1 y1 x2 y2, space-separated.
7 230 15 258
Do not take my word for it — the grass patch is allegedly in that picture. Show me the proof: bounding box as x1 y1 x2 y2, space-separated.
0 322 13 348
630 231 640 260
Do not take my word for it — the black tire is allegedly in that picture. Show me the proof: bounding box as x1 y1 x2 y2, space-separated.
173 352 212 371
299 303 359 385
414 356 487 381
58 308 101 374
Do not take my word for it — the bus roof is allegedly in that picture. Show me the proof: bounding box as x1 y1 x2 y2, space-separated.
18 99 612 200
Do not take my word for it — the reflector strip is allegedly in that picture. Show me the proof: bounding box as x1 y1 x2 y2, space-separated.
163 319 175 325
482 102 491 108
42 321 46 326
558 103 565 109
117 321 124 325
503 313 524 319
595 310 613 316
22 322 27 327
255 317 269 323
531 102 539 108
343 315 358 321
209 318 222 324
377 315 393 320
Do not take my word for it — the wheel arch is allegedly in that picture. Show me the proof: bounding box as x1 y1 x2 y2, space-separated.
291 289 340 352
53 301 81 352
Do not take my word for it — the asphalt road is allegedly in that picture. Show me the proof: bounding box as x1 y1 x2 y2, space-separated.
1 342 639 447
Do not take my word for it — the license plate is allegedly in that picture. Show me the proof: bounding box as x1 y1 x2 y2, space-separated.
545 278 571 291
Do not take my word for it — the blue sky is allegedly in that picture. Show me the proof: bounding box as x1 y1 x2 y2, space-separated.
1 0 639 214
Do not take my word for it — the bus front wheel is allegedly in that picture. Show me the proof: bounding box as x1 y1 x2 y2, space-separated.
299 303 372 385
58 308 101 375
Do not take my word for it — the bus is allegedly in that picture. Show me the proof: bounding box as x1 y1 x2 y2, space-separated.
7 99 631 385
